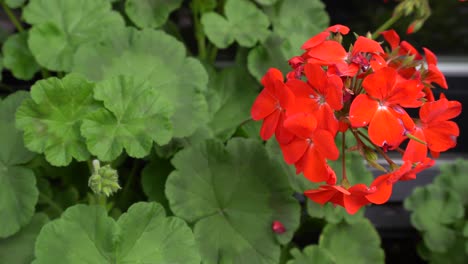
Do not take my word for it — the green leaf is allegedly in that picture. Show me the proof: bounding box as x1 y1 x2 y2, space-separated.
206 66 258 140
141 157 173 212
247 34 290 82
33 202 200 263
417 235 468 264
0 214 48 264
125 0 183 28
307 201 365 224
2 32 40 80
319 219 385 264
4 0 26 8
0 92 38 238
73 28 209 139
435 159 468 204
16 74 100 166
81 76 173 161
404 185 464 253
270 0 329 58
166 138 300 263
287 245 335 264
201 0 270 48
238 119 262 142
23 0 124 71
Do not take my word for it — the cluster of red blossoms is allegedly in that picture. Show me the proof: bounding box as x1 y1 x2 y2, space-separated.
251 25 461 214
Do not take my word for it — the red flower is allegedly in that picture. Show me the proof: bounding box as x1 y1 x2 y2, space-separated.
422 47 448 89
280 113 339 183
287 63 343 135
403 94 461 162
251 68 295 144
366 158 434 204
349 67 423 148
305 184 375 214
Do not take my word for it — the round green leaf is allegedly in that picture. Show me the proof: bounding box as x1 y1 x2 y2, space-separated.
81 76 173 161
73 28 209 139
206 66 258 140
23 0 124 71
33 202 200 263
255 0 278 6
435 159 468 204
319 219 385 264
16 74 100 166
404 185 464 252
125 0 183 28
201 0 270 48
307 201 365 224
166 138 300 264
0 213 48 264
287 245 335 264
417 235 468 264
270 0 329 57
2 32 40 80
0 92 38 238
247 34 290 82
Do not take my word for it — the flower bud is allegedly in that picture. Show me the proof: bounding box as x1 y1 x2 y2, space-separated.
88 160 121 197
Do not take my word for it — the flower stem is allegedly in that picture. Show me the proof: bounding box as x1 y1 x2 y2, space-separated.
192 5 207 60
356 130 396 167
371 14 402 40
341 132 347 181
0 1 24 32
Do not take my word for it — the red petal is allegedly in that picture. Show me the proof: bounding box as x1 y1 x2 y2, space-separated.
326 24 350 35
315 104 339 136
366 175 393 204
299 147 329 183
420 98 461 123
261 68 284 88
280 138 309 164
287 79 312 98
362 67 397 100
423 47 438 65
275 112 295 144
386 79 424 108
370 54 387 71
424 121 459 152
368 107 405 147
273 80 295 110
306 41 348 64
400 41 422 60
333 62 359 77
313 129 339 160
260 111 280 140
381 30 400 50
402 127 427 163
325 75 344 110
304 63 328 93
251 89 276 120
352 36 384 55
425 64 448 89
301 31 330 50
284 113 317 138
349 94 378 128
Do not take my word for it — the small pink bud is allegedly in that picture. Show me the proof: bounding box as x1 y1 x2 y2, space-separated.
272 221 286 234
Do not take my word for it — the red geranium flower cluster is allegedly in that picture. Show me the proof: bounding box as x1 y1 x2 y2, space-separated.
251 25 461 214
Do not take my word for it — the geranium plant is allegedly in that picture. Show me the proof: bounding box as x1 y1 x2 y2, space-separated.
0 0 464 263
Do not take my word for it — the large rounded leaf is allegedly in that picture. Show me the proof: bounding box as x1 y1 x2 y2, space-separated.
0 92 38 238
16 74 100 166
73 28 209 139
23 0 124 71
404 185 464 252
201 0 270 48
435 159 468 204
206 66 258 140
166 138 300 264
2 32 40 80
0 213 48 263
319 219 385 264
125 0 183 28
33 202 200 263
287 245 335 264
81 76 173 161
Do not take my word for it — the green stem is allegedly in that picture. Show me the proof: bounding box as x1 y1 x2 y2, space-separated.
192 7 207 60
0 1 24 32
39 192 63 215
371 14 402 40
356 130 396 167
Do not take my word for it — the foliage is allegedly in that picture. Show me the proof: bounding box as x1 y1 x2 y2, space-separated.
0 0 462 263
